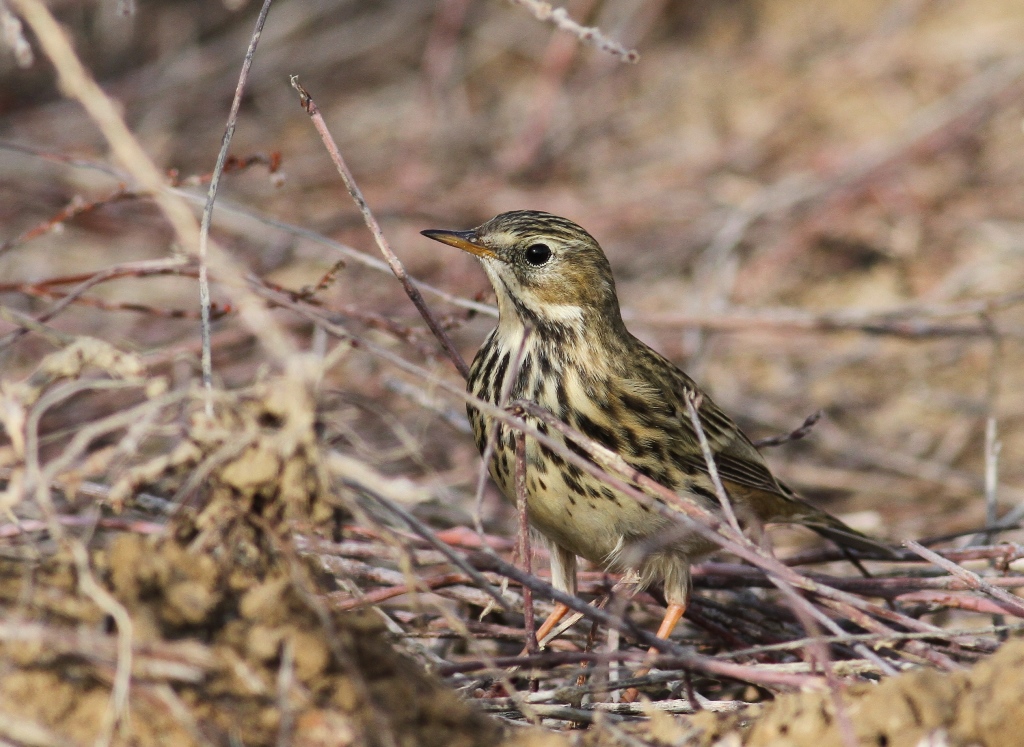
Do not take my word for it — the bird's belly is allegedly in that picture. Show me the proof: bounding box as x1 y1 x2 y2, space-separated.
516 443 676 567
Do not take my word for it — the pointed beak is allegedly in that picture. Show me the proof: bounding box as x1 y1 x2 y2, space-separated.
420 228 500 260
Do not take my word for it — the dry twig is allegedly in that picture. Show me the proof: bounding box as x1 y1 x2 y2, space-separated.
509 0 639 62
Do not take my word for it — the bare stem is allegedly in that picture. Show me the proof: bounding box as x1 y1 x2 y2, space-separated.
197 0 275 415
289 77 470 379
515 431 537 654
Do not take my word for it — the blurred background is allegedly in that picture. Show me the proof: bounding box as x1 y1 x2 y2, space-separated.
3 0 1024 548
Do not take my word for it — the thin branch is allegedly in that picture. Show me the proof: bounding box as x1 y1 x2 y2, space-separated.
197 0 275 414
289 76 470 379
984 417 1002 536
510 0 639 62
514 431 537 654
351 486 512 612
904 540 1024 619
754 410 823 449
683 391 741 534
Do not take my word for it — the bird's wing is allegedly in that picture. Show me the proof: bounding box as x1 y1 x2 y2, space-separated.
645 356 896 556
639 356 789 497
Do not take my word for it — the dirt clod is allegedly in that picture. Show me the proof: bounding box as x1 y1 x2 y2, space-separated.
0 366 505 747
682 640 1024 747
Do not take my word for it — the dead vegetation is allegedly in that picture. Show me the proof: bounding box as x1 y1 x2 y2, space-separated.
3 1 1024 745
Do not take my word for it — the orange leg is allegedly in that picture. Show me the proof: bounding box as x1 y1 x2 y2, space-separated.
621 602 686 703
521 602 570 654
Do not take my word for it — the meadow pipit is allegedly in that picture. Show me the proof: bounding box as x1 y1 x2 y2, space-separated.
423 211 889 679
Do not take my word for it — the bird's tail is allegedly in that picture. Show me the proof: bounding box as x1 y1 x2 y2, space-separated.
790 500 898 559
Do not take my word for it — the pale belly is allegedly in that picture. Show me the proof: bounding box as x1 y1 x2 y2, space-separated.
493 436 718 575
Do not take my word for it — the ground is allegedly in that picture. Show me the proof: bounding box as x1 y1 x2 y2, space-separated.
2 1 1024 745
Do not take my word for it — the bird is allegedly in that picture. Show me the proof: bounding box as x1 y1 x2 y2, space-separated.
422 210 890 695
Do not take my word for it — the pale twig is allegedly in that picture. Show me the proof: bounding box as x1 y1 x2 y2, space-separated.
509 0 638 62
275 637 296 747
70 541 134 747
977 308 1005 544
197 0 275 414
904 540 1024 619
894 591 1018 616
0 711 67 747
683 391 741 534
984 417 1002 534
0 0 32 67
514 431 537 654
438 648 868 683
352 488 512 612
289 77 470 379
0 304 75 347
15 380 152 743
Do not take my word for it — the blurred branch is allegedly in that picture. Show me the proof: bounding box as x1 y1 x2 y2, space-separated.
628 295 1024 339
0 258 188 349
509 0 638 62
9 0 296 366
754 410 823 449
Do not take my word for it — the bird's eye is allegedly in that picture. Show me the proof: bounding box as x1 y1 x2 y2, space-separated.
524 243 552 266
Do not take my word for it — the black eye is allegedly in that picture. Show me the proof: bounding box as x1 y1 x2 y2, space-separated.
524 243 552 266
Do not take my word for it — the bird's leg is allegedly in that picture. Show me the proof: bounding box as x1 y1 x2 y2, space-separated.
532 603 571 649
621 602 686 703
522 543 577 654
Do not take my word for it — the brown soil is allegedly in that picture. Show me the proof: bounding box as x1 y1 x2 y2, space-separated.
686 640 1024 747
0 537 501 747
0 358 506 747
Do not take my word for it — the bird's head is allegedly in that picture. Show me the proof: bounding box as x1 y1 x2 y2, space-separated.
422 210 623 334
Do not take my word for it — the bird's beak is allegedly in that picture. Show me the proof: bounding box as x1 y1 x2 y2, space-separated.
420 229 499 260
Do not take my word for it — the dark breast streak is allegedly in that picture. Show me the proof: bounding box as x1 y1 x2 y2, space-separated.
466 325 716 570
